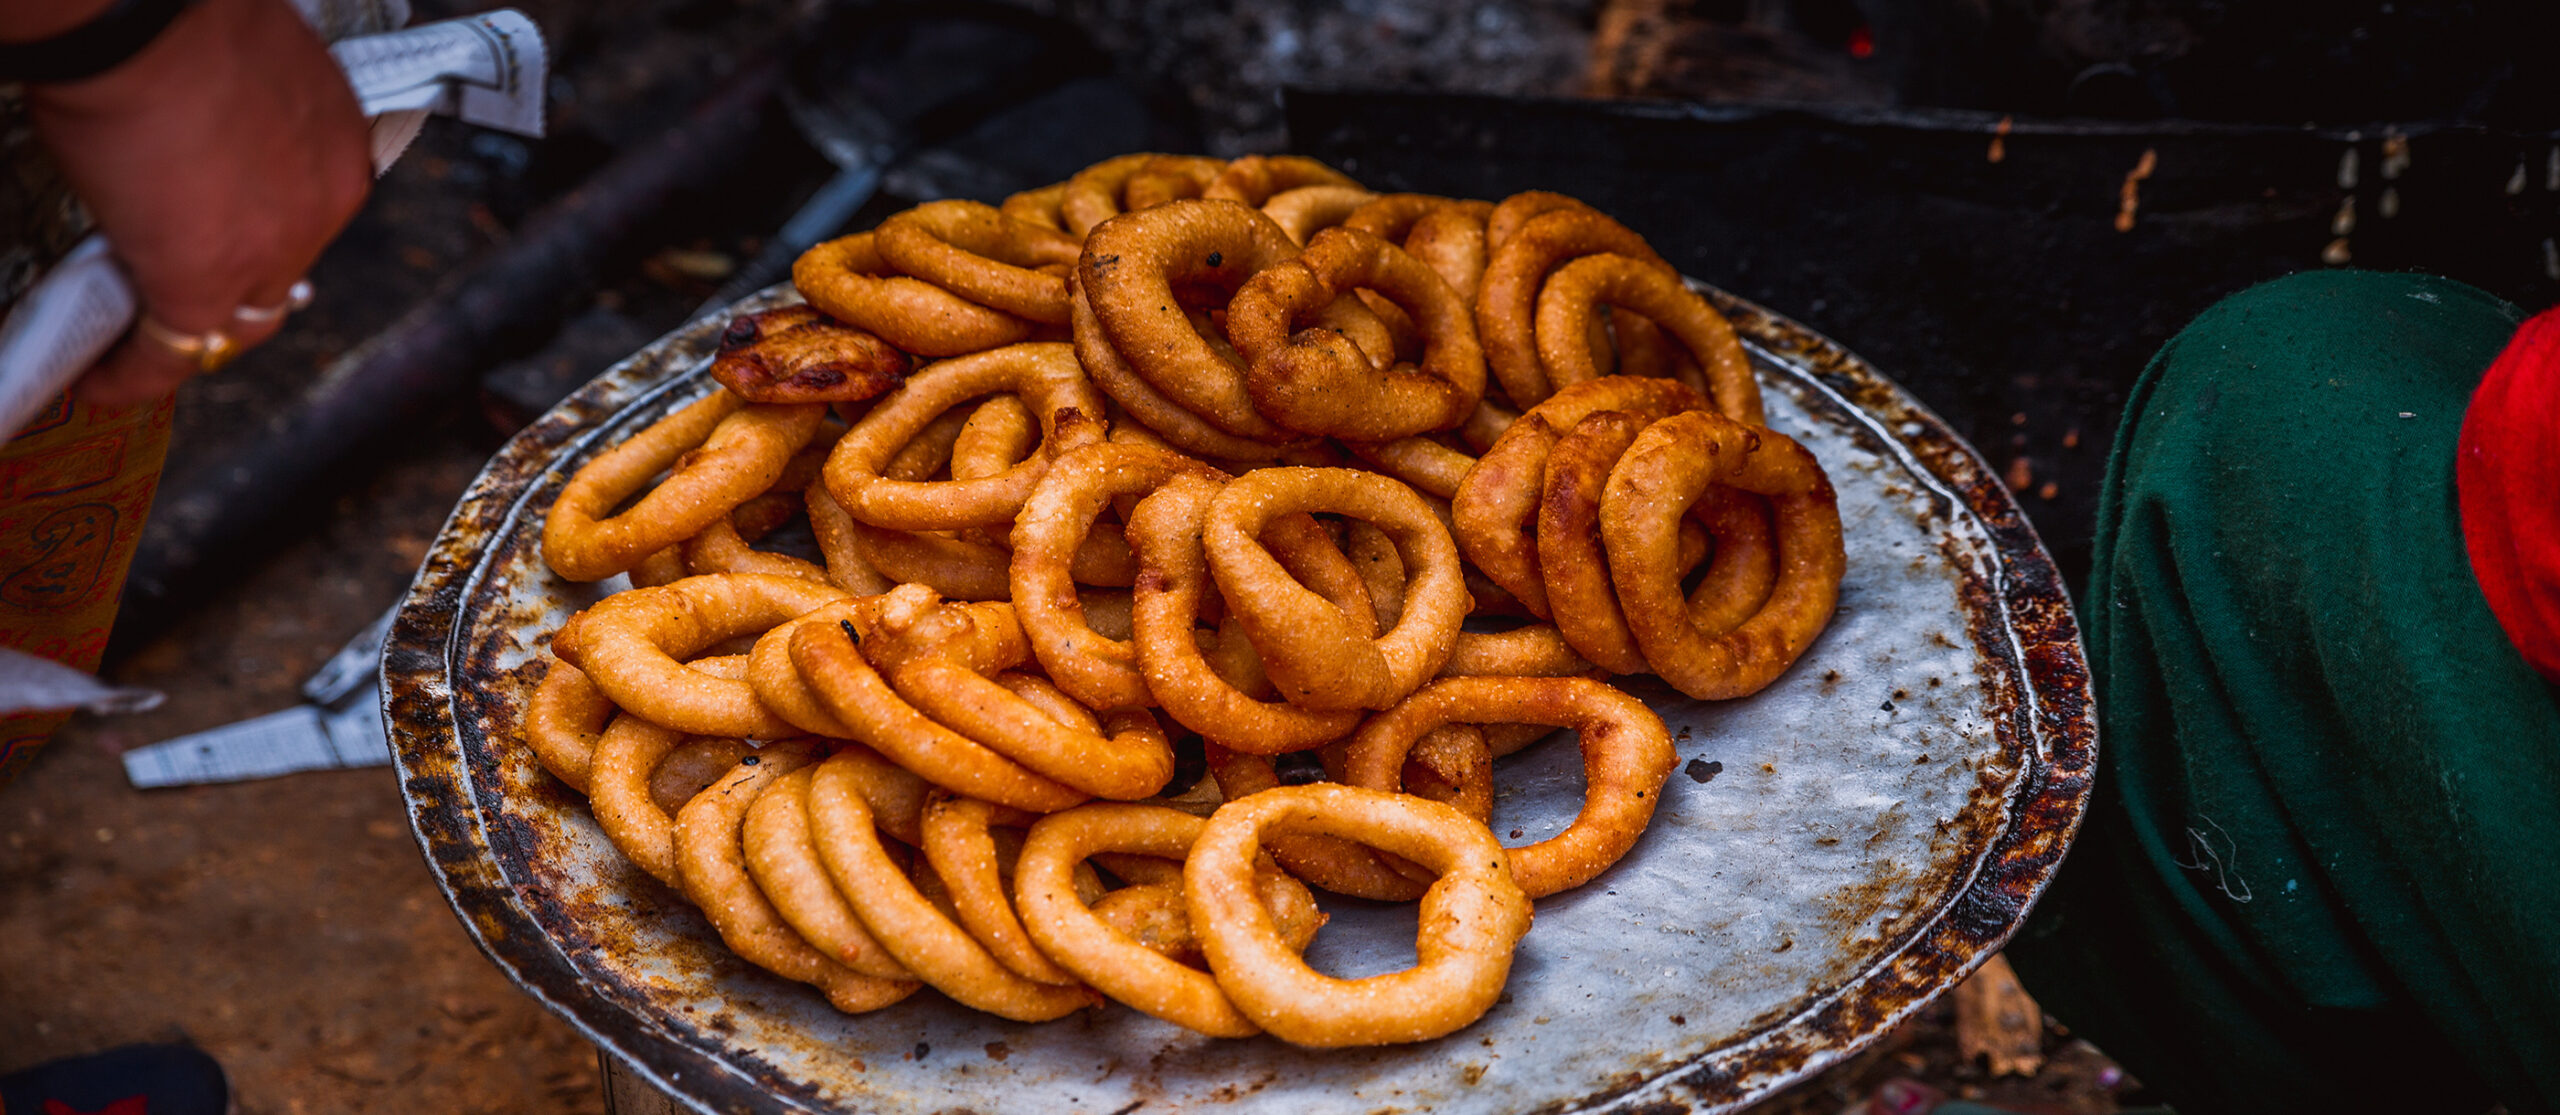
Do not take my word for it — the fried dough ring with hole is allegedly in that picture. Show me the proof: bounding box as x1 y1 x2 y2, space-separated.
920 793 1080 986
876 200 1083 325
1060 153 1227 235
1452 376 1709 617
1476 207 1676 407
681 432 840 583
804 752 1100 1020
1208 468 1467 711
1000 182 1072 234
1199 745 1424 901
1019 803 1310 1037
1604 410 1845 699
1129 477 1368 752
791 595 1088 812
565 573 848 738
823 342 1106 531
1079 200 1308 443
677 741 923 1012
793 232 1040 357
1201 154 1358 206
748 600 860 738
1262 185 1378 245
1405 200 1495 303
1229 227 1486 440
1484 189 1595 252
1536 253 1762 426
1013 442 1230 710
709 305 911 405
525 660 615 792
1344 676 1677 897
1068 271 1301 462
588 655 750 887
744 764 916 980
890 646 1177 801
1188 783 1531 1047
544 393 827 582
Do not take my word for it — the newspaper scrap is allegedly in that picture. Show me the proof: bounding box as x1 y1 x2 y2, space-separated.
0 8 549 443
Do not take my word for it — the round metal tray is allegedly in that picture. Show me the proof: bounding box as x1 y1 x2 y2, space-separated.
385 283 2095 1114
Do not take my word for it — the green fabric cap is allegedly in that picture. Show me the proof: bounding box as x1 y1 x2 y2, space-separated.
2005 271 2560 1114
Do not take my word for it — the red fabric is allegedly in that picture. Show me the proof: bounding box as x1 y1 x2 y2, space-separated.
2459 304 2560 681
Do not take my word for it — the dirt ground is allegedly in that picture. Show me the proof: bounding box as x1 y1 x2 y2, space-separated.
0 2 2142 1112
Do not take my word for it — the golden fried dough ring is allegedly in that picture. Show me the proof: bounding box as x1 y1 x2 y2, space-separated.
543 393 827 582
1440 625 1595 678
999 181 1072 234
1060 153 1227 235
804 482 894 595
920 793 1081 986
1201 154 1358 206
875 200 1083 325
588 654 751 887
744 765 916 980
564 572 846 738
1079 200 1307 443
1016 804 1258 1036
891 646 1177 801
1262 185 1378 245
1067 272 1300 462
1452 376 1708 617
1128 477 1367 752
1345 677 1677 897
677 741 923 1013
1535 254 1762 426
525 660 614 792
1404 200 1495 303
1483 189 1596 252
1343 435 1475 500
947 393 1038 482
1208 468 1467 711
823 342 1106 531
1199 745 1423 901
748 600 860 738
790 595 1088 812
1229 227 1487 441
1187 784 1531 1046
1013 442 1230 710
709 304 911 406
803 752 1100 1020
1538 410 1657 674
793 232 1040 357
1476 207 1675 406
1604 410 1845 699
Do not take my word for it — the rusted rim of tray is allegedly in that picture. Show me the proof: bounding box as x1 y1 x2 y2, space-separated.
384 284 2097 1114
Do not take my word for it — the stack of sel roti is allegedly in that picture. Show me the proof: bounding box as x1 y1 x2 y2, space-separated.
520 152 1847 1048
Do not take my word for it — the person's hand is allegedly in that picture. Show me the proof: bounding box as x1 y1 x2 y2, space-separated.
18 0 374 406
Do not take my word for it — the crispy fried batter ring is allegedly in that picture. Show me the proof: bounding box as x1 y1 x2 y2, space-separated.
1405 200 1495 303
1206 468 1468 711
1013 442 1229 711
999 182 1072 234
744 764 916 980
789 589 1088 812
1603 410 1844 699
1060 153 1227 235
1017 802 1324 1037
1079 200 1307 443
920 793 1081 986
565 573 847 738
889 635 1178 801
1068 272 1300 462
543 392 827 582
793 232 1040 357
1452 376 1708 617
525 660 614 792
1201 154 1358 206
1229 227 1486 441
1187 784 1531 1047
588 655 751 887
676 741 923 1013
1198 745 1424 901
1262 185 1378 245
804 482 894 595
1128 476 1368 752
803 751 1099 1020
1476 207 1676 406
823 342 1106 531
1535 253 1763 426
709 305 911 406
1344 677 1677 897
875 200 1083 325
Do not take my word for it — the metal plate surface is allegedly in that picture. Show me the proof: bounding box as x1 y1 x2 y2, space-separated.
386 283 2096 1115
